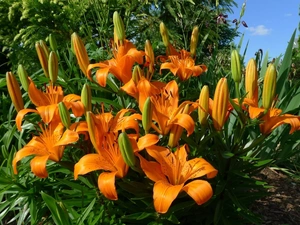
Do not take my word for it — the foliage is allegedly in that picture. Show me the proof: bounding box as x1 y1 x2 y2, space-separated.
1 1 300 225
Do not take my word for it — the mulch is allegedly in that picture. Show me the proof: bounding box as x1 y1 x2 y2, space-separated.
251 167 300 225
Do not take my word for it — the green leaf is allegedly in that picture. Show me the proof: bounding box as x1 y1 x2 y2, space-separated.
41 192 72 225
76 198 96 225
277 29 296 99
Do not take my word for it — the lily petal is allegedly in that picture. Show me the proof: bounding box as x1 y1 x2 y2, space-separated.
153 180 184 214
182 180 213 205
74 154 113 179
137 154 167 182
172 113 195 136
98 171 118 200
16 108 37 131
30 155 50 178
187 158 218 179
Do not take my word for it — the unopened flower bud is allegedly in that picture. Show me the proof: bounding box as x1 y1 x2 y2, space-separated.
86 112 100 153
35 41 49 78
198 85 209 126
118 132 136 168
71 33 90 78
231 49 241 83
81 83 92 113
17 64 30 91
49 33 58 52
242 21 248 28
113 11 125 44
58 102 71 129
262 63 277 110
142 97 153 133
160 22 169 47
132 65 143 85
145 40 155 74
39 40 50 58
48 51 58 84
190 26 199 57
6 72 24 112
245 58 258 101
212 78 229 131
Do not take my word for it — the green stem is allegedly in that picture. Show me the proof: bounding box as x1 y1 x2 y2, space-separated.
235 82 240 99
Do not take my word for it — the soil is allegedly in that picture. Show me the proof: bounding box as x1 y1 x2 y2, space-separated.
251 167 300 225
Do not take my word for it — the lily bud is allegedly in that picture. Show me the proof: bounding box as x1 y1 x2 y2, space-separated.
71 32 90 78
6 72 24 112
48 51 58 84
86 112 100 153
132 65 143 85
145 40 155 75
81 83 92 113
58 102 71 129
113 11 125 44
17 64 30 92
245 58 258 102
49 34 58 52
168 104 189 148
118 132 136 168
262 63 277 110
190 26 199 57
212 78 229 131
231 49 241 83
142 97 153 133
35 41 49 78
39 40 50 58
198 85 209 126
160 22 170 47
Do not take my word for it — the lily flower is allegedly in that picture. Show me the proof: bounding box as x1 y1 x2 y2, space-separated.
13 122 79 178
87 40 144 87
138 144 218 214
74 132 128 200
138 80 196 136
16 80 84 130
160 50 207 81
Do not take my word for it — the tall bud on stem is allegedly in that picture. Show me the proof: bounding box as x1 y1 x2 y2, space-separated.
58 102 71 129
190 26 199 58
49 34 58 52
48 51 58 84
231 49 241 98
6 72 24 112
145 40 155 78
198 85 209 126
113 11 125 45
71 33 90 78
142 97 153 134
212 78 229 131
262 63 277 110
160 22 170 48
17 64 30 92
81 83 92 113
245 59 258 103
118 132 136 168
35 41 49 78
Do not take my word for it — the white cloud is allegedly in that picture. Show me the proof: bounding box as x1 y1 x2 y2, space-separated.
248 25 271 36
284 13 292 17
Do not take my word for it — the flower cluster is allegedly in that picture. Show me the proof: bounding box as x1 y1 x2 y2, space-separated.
7 12 300 216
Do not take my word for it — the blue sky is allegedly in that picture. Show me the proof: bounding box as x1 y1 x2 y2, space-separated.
230 0 299 61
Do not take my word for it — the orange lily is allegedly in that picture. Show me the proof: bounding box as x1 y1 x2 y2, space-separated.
74 132 128 200
160 50 207 81
13 122 79 178
138 80 196 136
86 108 140 153
87 40 144 87
138 144 218 213
16 80 84 130
248 106 300 135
